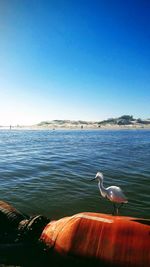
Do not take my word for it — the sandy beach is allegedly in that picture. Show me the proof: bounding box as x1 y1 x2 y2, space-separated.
1 123 150 131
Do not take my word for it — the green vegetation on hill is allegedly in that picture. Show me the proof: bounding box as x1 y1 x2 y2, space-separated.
98 115 134 126
37 120 90 126
98 115 150 126
36 115 150 128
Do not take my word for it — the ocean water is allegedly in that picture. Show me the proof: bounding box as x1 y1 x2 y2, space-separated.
0 129 149 220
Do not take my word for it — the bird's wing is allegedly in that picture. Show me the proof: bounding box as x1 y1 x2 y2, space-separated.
107 186 128 203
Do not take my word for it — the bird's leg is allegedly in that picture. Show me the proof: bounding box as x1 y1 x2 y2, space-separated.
113 203 124 216
118 203 124 212
112 203 117 216
116 207 119 215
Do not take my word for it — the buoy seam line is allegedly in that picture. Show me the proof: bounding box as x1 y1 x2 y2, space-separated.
74 214 113 224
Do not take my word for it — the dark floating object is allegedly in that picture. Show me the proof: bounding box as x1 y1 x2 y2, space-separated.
0 200 26 234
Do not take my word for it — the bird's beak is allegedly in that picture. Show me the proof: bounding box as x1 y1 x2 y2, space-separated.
90 177 96 181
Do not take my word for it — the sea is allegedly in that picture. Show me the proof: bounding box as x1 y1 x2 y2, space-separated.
0 129 150 220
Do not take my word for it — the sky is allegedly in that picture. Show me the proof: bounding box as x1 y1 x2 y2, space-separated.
0 0 150 125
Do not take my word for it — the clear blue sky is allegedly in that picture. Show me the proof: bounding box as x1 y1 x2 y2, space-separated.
0 0 150 125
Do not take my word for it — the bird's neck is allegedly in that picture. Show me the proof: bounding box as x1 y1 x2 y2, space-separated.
98 180 107 198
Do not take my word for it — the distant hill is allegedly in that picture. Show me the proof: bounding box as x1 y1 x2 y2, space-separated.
37 120 91 126
37 120 97 128
98 115 150 126
1 115 149 130
36 115 150 129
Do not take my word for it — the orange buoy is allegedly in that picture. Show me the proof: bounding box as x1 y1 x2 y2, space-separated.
40 212 150 267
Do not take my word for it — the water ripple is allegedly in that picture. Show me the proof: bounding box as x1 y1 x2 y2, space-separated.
0 129 149 219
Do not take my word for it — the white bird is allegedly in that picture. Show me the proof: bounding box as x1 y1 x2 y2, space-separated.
91 172 128 215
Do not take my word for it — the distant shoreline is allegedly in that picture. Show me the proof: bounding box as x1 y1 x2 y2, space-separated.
0 124 150 130
1 116 150 130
